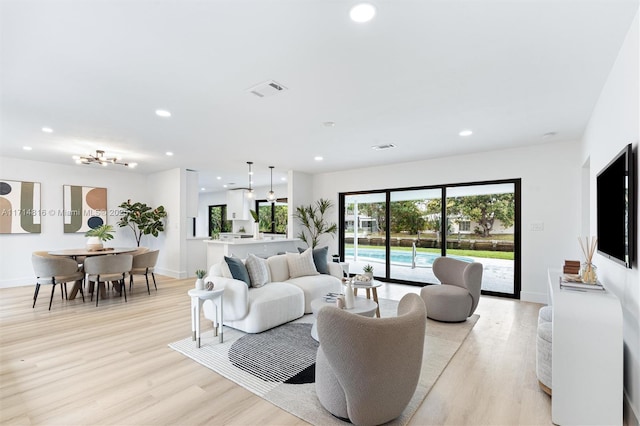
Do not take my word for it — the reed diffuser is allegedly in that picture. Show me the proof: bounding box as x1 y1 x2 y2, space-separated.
578 236 598 284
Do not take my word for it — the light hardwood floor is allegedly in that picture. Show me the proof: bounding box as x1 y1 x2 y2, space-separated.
1 276 552 425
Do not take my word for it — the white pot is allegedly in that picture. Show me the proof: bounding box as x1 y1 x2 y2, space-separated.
253 223 261 240
86 237 103 251
195 278 205 290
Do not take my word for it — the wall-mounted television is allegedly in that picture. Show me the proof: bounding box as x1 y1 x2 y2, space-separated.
596 143 634 268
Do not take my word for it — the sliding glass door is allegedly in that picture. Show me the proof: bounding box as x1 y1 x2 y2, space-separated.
340 179 520 298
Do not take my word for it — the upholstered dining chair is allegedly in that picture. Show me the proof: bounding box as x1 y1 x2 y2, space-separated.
84 254 133 306
315 293 426 426
129 249 159 294
420 256 483 322
32 252 85 310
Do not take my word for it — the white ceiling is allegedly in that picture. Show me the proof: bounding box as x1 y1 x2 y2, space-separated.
1 0 637 191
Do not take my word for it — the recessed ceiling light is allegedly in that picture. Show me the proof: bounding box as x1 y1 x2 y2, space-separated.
201 187 206 191
371 143 396 151
281 177 286 181
165 151 173 156
459 130 473 137
216 176 221 180
350 3 376 23
41 127 53 133
543 132 557 139
323 121 336 127
223 184 228 188
314 156 324 161
155 109 171 118
23 146 32 151
128 162 138 168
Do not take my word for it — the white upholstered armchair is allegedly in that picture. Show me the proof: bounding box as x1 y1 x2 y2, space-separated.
315 293 426 425
420 256 483 322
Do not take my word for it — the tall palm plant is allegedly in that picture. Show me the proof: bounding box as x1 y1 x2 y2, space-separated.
294 198 338 248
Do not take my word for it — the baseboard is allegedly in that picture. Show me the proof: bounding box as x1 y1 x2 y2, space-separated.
0 278 33 289
520 291 548 304
154 267 187 279
624 390 639 426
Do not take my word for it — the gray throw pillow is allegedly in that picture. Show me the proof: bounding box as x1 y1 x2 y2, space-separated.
298 246 329 274
224 256 251 287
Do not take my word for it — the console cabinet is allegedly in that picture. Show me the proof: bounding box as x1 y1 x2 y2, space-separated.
547 269 622 425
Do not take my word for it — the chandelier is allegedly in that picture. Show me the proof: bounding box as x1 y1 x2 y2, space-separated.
72 150 137 168
266 166 276 202
246 161 254 198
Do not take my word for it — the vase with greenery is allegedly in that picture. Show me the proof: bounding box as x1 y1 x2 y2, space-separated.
117 200 167 247
250 209 261 239
294 198 338 248
85 224 115 250
195 269 206 290
363 264 374 279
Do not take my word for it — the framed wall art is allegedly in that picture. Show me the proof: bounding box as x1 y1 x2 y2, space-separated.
0 179 42 234
63 185 107 233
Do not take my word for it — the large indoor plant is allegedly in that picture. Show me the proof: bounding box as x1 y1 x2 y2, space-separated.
117 200 167 247
294 198 338 248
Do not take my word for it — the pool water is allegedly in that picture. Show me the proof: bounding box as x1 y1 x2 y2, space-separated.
345 248 473 267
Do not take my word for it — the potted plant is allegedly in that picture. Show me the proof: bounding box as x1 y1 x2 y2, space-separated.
250 209 261 240
117 200 167 247
85 224 115 251
363 264 374 279
195 269 206 290
294 198 338 248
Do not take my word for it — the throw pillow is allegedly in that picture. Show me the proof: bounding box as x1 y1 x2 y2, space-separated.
298 246 329 274
287 248 319 278
245 253 270 288
224 256 251 287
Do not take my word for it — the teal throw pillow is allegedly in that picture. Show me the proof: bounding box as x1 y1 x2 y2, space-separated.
224 256 251 287
298 246 329 274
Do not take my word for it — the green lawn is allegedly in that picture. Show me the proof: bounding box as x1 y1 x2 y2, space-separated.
345 244 515 261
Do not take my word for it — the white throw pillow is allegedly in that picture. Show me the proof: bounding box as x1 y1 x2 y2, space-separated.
245 253 270 288
286 248 319 278
218 260 232 278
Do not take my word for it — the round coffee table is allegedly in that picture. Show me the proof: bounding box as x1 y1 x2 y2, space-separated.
310 296 378 341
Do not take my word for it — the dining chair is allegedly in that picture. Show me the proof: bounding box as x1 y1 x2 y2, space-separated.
32 252 85 310
129 250 159 294
84 254 133 306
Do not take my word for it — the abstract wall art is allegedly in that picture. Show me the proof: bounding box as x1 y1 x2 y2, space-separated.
63 185 107 233
0 180 42 234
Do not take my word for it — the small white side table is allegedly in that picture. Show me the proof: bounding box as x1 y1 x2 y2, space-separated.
188 288 224 348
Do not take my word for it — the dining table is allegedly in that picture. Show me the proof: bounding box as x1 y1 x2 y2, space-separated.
48 247 137 300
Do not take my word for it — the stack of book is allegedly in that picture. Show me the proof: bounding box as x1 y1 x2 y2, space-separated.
559 278 605 292
563 260 581 274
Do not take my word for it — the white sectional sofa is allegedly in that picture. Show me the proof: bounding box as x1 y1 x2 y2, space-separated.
202 249 343 333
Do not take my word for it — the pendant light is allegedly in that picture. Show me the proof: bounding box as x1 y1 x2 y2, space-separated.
266 166 276 202
247 161 254 198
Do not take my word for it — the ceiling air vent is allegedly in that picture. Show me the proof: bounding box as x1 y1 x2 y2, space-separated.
247 80 288 98
371 143 397 151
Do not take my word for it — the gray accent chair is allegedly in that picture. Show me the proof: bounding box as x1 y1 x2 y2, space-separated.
32 252 85 310
129 249 159 294
315 293 426 426
420 256 482 322
84 254 133 306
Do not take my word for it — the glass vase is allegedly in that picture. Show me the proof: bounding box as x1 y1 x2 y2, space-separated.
580 262 598 284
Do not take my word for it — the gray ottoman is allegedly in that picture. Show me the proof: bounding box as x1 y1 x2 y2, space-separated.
536 306 553 395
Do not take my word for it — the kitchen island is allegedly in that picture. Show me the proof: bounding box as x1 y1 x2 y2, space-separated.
204 238 302 269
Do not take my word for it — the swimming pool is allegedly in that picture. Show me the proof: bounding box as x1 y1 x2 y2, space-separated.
345 248 473 267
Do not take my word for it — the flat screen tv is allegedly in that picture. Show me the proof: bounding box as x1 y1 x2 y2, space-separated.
596 143 634 268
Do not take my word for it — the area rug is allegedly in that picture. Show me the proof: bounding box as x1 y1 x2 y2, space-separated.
169 298 479 425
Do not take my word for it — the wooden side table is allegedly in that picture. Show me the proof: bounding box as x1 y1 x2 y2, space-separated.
352 280 382 317
188 288 224 348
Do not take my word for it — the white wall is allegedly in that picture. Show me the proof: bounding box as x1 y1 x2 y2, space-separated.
288 170 314 244
0 157 148 287
581 10 639 422
312 140 583 303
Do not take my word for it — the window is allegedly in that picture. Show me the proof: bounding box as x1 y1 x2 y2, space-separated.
208 205 231 237
256 199 288 234
340 179 521 299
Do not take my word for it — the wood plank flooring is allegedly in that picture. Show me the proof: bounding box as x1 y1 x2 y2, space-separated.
0 277 552 425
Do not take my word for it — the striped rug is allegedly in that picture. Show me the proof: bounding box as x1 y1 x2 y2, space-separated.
169 298 478 425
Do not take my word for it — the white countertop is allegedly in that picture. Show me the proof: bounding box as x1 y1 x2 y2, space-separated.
204 238 300 245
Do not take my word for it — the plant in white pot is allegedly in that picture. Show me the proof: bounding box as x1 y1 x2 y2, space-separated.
363 264 374 279
250 209 261 240
195 269 206 290
84 224 115 251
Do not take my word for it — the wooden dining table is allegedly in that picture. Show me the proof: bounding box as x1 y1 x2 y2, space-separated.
48 247 137 300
